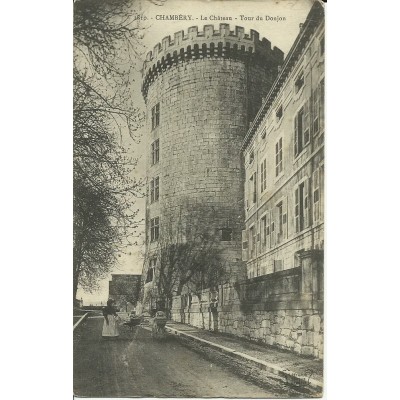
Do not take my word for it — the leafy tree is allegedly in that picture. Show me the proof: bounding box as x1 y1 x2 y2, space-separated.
73 0 146 301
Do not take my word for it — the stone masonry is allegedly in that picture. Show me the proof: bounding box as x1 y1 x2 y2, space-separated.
143 5 324 361
142 24 284 280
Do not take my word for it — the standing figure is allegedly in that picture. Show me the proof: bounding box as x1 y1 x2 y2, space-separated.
102 299 119 338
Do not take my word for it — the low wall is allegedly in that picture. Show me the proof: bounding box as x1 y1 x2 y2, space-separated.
171 252 323 358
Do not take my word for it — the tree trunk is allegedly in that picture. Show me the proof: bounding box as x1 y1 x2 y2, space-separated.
73 263 80 303
73 233 83 303
166 294 173 320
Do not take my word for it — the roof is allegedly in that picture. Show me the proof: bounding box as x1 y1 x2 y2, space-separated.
241 1 325 152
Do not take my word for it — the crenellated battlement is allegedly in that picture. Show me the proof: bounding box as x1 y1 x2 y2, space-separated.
142 24 284 100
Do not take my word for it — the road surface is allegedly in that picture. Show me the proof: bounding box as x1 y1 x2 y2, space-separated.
74 317 291 398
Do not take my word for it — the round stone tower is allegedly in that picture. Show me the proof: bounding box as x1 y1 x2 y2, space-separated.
142 24 284 283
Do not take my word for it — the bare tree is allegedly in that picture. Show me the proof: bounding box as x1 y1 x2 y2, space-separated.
73 0 146 301
143 204 227 317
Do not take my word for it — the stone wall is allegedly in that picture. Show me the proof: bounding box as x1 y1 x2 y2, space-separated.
171 256 323 359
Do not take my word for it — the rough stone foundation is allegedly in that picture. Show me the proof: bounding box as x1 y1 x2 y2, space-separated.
171 265 323 359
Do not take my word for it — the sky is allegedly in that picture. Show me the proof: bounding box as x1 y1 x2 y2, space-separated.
77 0 315 305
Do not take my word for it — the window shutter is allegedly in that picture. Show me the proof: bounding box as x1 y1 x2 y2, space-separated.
304 99 310 144
270 210 275 247
252 226 257 258
304 179 310 228
320 163 324 220
295 187 300 233
262 217 266 251
313 169 320 222
320 79 325 131
155 177 159 201
284 196 288 238
294 115 298 156
253 172 257 203
313 88 320 135
242 230 248 262
150 179 154 203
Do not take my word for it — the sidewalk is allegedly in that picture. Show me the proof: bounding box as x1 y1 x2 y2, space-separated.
165 321 323 393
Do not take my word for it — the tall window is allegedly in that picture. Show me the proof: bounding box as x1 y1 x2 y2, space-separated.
270 217 275 248
295 181 309 232
313 165 324 222
150 217 160 242
313 87 320 134
150 177 159 203
261 215 267 250
277 202 283 235
146 258 156 283
250 226 256 259
151 103 160 130
151 139 159 165
276 201 287 241
313 79 325 136
294 103 310 157
242 230 248 261
313 169 320 222
260 159 267 193
275 138 283 176
320 78 325 132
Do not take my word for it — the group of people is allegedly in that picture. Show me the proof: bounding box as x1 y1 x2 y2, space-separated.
102 298 168 339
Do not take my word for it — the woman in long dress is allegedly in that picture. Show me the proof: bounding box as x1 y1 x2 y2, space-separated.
102 299 119 338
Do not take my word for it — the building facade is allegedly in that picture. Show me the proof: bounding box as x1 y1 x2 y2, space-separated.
242 3 324 281
170 2 324 359
141 24 284 309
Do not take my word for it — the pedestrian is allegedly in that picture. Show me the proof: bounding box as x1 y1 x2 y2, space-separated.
102 299 120 339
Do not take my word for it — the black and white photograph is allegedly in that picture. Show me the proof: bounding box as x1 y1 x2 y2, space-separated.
73 0 325 397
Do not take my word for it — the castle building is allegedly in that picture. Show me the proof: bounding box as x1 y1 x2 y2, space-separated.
139 1 324 359
141 24 284 306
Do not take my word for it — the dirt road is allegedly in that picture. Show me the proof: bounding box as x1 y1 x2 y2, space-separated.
74 317 287 397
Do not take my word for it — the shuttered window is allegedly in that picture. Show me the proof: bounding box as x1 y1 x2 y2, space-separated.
313 169 321 222
294 103 311 157
242 230 248 262
295 180 309 232
275 138 283 177
150 217 160 241
261 215 267 251
260 159 267 193
250 226 256 259
151 139 160 165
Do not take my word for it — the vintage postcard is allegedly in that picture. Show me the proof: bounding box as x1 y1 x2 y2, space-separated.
73 0 325 397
